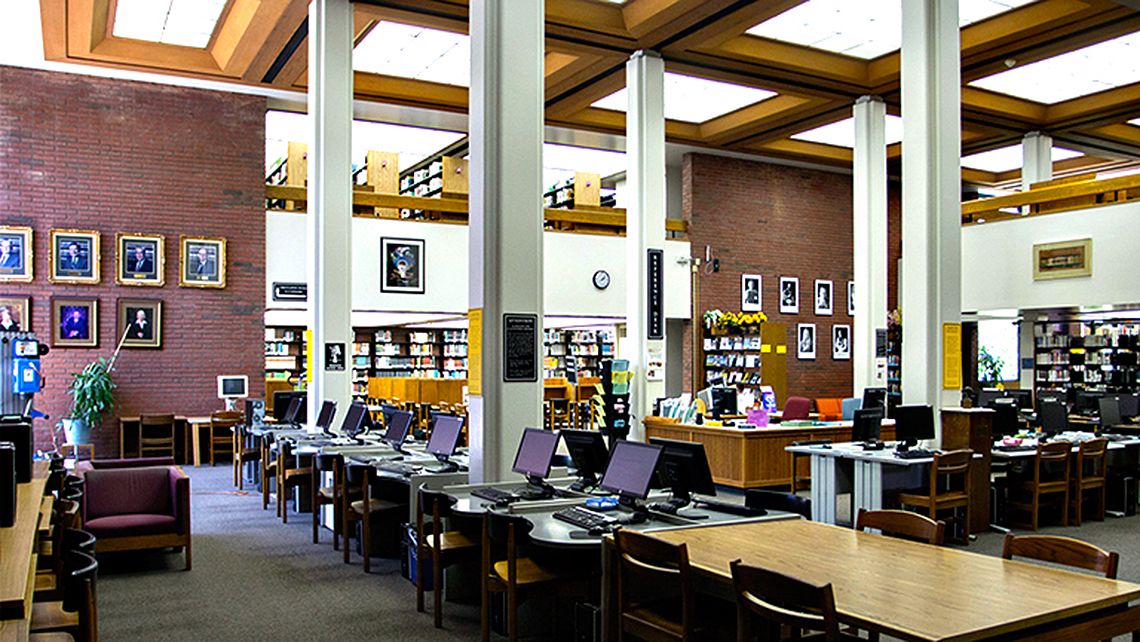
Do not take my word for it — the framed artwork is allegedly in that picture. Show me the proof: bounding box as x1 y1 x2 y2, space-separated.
847 281 855 316
52 297 98 347
381 237 425 294
833 324 851 360
741 274 762 312
797 323 816 360
0 226 33 282
779 276 799 314
1033 238 1092 281
814 279 833 316
50 229 100 285
117 298 162 348
117 233 165 286
0 296 30 332
180 236 226 288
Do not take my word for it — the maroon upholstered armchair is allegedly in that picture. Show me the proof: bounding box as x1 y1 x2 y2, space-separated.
782 396 813 421
81 465 192 570
74 457 176 474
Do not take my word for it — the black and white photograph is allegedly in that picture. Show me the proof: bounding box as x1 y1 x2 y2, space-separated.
117 233 165 286
797 323 816 360
779 276 799 314
50 229 100 284
847 281 855 316
381 237 425 294
833 324 850 360
0 226 33 282
180 236 227 288
117 298 162 349
814 279 833 316
741 273 762 312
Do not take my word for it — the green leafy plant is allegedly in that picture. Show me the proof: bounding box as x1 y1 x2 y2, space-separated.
978 346 1005 385
67 357 116 431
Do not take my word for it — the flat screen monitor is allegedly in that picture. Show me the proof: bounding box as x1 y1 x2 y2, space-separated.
272 391 305 422
380 404 399 430
340 402 369 439
861 387 887 413
894 404 935 446
977 388 1002 408
1099 397 1123 429
1005 389 1032 409
560 429 610 487
648 437 716 503
314 400 337 432
989 401 1020 439
600 440 663 502
427 414 464 457
852 408 884 443
511 428 560 480
1039 401 1068 435
696 388 714 413
383 410 413 449
1076 391 1104 415
217 375 249 399
1037 392 1065 410
283 397 305 424
1114 394 1139 419
710 387 738 418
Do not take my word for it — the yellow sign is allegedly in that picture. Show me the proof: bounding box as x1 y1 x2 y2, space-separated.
468 308 482 396
304 329 313 386
776 345 787 355
943 322 962 390
760 344 772 353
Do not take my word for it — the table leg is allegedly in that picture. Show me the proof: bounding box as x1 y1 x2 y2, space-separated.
192 422 203 467
811 454 838 524
853 460 884 515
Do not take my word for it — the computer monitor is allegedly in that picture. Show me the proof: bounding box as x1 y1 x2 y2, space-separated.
314 400 337 434
600 440 664 508
339 402 370 441
1038 401 1068 436
696 387 714 413
894 404 936 449
709 387 738 419
1099 397 1123 430
1114 394 1139 419
1037 392 1065 412
283 397 305 424
852 408 884 443
427 414 464 466
383 410 413 453
989 401 1020 439
560 429 610 490
217 375 249 399
861 387 887 413
380 404 399 430
511 428 560 485
648 438 716 511
977 388 1002 408
1076 391 1104 416
272 391 305 422
1005 389 1032 409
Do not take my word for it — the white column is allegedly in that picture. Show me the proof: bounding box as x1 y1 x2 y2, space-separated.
468 0 544 481
624 50 667 439
901 0 962 420
852 96 888 395
1022 131 1053 190
305 0 353 424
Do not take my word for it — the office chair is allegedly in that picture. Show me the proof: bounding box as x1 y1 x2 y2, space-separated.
1001 533 1118 578
814 398 842 421
782 396 812 421
841 397 861 421
730 560 856 642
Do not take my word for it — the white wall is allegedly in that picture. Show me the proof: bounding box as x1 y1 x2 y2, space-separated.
961 200 1140 312
266 211 691 319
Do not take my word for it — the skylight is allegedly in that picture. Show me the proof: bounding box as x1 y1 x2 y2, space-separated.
745 0 1034 60
1127 118 1140 127
969 32 1140 104
790 115 905 148
591 72 776 123
354 21 470 87
112 0 228 48
961 144 1082 173
543 144 625 190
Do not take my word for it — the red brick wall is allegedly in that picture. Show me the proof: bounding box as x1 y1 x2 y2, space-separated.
682 152 901 401
0 66 266 456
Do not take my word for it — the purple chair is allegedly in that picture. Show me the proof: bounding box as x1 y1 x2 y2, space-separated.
81 466 192 570
74 457 176 474
782 396 812 421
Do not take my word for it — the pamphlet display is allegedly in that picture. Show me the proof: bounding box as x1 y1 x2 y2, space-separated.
592 359 632 446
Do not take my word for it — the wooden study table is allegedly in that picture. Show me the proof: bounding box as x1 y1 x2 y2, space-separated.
632 520 1140 641
119 415 213 466
0 461 49 642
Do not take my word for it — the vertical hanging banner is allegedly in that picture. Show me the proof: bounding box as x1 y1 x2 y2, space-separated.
647 248 664 340
468 308 482 396
943 322 962 390
304 329 314 384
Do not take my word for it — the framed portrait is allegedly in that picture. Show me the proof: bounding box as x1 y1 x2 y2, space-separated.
741 274 762 312
50 229 100 285
797 323 816 360
117 298 162 348
117 233 165 286
0 226 33 283
381 237 425 294
0 296 30 332
52 297 98 348
847 281 855 316
833 324 851 360
180 236 226 288
779 276 799 314
814 279 833 316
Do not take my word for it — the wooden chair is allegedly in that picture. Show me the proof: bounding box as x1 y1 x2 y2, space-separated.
311 454 344 548
730 559 858 642
613 529 696 642
416 487 479 628
1009 440 1072 530
343 463 403 573
29 551 99 642
231 422 261 489
34 501 81 602
1001 533 1118 578
208 410 243 466
260 436 277 511
1070 437 1108 526
896 449 972 544
856 508 946 545
275 440 312 524
139 413 176 459
548 398 572 430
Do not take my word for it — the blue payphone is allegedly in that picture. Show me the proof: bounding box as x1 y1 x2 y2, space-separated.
12 338 41 395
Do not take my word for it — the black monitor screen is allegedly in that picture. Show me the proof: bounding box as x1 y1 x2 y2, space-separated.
340 402 369 438
710 387 738 418
315 400 337 430
284 397 304 424
894 404 935 444
990 402 1019 438
649 438 716 498
977 389 1002 408
380 404 398 429
862 387 886 412
427 415 464 456
600 440 663 501
1005 389 1032 409
852 408 884 442
1115 394 1139 418
512 428 560 479
1076 391 1104 415
384 410 413 446
561 430 610 479
1099 397 1122 428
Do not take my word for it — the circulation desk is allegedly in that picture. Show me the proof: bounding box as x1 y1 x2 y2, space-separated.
642 416 894 489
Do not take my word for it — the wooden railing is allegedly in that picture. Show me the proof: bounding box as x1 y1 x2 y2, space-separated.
961 173 1140 226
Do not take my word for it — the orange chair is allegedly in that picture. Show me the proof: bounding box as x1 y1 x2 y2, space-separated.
815 398 843 421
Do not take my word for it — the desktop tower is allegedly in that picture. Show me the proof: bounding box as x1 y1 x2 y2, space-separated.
0 419 33 483
574 602 602 642
1107 472 1137 516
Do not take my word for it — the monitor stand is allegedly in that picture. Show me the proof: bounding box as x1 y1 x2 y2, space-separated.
432 456 460 474
617 495 650 524
569 472 599 492
647 491 710 520
386 441 410 456
895 439 915 453
518 476 556 500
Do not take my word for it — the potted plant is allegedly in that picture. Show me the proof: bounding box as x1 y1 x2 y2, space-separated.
64 357 116 445
978 346 1005 389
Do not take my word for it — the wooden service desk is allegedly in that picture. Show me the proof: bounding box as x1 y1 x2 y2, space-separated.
0 460 50 642
636 520 1140 641
643 417 894 489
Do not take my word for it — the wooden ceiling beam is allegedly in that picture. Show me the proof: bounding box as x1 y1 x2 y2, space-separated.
694 37 870 91
698 94 825 146
660 0 804 52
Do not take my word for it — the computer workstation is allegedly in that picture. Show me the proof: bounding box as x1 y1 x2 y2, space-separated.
470 428 564 504
645 437 766 519
560 429 610 491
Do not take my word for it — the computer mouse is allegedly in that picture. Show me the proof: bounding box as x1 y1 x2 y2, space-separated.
820 443 832 449
389 455 404 461
587 526 608 536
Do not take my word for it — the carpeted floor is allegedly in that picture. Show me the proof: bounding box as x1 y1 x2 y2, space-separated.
97 465 1140 640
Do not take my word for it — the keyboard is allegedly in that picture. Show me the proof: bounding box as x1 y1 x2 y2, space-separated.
693 499 767 517
894 448 937 460
376 462 419 476
471 487 518 503
995 444 1036 452
553 506 616 531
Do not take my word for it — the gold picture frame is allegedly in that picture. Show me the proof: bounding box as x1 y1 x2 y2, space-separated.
52 297 98 348
0 226 33 283
0 296 31 331
116 233 165 286
117 298 162 348
179 236 227 289
49 229 100 285
1033 239 1092 281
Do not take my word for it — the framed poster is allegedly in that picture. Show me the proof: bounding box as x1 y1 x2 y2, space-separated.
381 237 425 294
0 226 33 283
117 233 165 286
814 279 833 316
52 297 98 347
1033 239 1091 281
797 323 816 360
847 281 855 316
503 313 538 382
833 324 851 360
779 276 799 314
180 236 227 288
0 296 30 331
741 274 762 312
50 229 100 285
117 298 162 348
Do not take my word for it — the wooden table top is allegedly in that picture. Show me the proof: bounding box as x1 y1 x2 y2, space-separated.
652 520 1140 642
0 461 49 622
